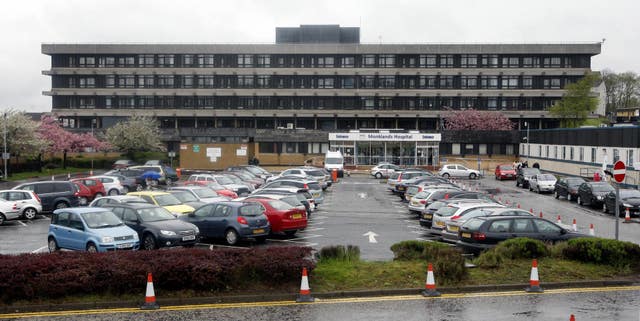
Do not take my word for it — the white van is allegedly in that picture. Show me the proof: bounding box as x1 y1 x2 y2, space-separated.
324 150 345 177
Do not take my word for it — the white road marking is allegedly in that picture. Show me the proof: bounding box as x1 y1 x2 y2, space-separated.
357 192 368 199
415 237 434 242
304 227 326 232
286 234 324 241
18 221 27 227
31 246 47 253
363 231 379 243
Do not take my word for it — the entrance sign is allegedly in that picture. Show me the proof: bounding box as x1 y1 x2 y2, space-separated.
613 161 626 183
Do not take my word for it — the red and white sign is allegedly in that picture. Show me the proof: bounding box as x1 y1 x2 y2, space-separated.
613 161 626 183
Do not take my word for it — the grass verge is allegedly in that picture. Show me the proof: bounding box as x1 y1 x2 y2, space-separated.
6 167 90 181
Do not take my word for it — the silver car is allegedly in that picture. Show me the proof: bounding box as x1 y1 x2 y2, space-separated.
0 190 42 220
0 199 23 225
529 174 558 194
430 202 502 238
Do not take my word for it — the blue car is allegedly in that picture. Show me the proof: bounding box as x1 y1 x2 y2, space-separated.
180 201 270 245
48 207 140 253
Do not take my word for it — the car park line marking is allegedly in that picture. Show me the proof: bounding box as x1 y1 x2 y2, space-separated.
266 239 318 247
18 221 27 227
202 244 250 250
31 246 47 253
304 227 326 232
4 286 638 319
285 234 324 241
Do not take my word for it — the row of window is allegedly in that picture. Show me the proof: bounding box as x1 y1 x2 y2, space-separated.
53 95 559 111
524 145 636 166
58 74 574 90
55 54 589 69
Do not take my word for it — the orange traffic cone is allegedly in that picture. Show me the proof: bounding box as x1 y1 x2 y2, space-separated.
67 173 71 179
570 314 576 321
539 211 544 218
557 215 562 224
589 223 595 236
525 259 543 293
624 208 631 223
517 203 521 209
296 267 314 302
141 272 159 310
422 263 441 297
529 208 534 214
89 169 94 176
572 219 577 232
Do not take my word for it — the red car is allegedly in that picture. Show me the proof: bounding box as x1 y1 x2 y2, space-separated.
70 178 107 199
495 164 517 180
71 182 94 206
243 198 307 236
181 181 238 199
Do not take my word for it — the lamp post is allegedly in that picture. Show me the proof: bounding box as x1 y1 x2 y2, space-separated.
91 119 96 171
524 121 530 163
3 112 7 179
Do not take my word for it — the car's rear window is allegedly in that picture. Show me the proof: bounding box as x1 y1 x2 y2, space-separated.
268 200 294 210
389 173 400 179
171 191 198 203
307 183 321 190
306 170 324 176
154 194 181 206
193 188 218 198
592 184 614 192
240 204 264 216
462 218 485 231
281 196 303 207
435 206 459 217
538 174 555 180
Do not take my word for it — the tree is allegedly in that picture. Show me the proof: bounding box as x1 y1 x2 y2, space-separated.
601 70 639 116
0 110 47 158
38 115 110 153
549 73 600 128
443 109 515 130
105 115 165 156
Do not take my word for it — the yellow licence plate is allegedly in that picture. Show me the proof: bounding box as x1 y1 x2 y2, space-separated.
253 229 265 234
461 232 471 238
435 221 444 226
423 214 432 219
292 214 302 219
448 226 459 232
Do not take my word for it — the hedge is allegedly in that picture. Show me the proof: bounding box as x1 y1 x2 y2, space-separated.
475 238 549 268
390 240 467 284
0 246 313 303
562 237 640 268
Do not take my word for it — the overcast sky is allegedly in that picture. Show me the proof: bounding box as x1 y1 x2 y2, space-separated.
2 0 638 112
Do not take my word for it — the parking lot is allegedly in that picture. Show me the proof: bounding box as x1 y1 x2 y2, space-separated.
1 173 639 260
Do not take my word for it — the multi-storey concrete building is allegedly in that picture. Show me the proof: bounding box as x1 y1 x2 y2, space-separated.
42 25 601 166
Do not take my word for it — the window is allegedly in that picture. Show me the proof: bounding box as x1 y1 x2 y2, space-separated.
157 55 175 67
237 75 254 88
439 55 454 68
182 75 194 88
538 145 542 157
361 76 376 89
119 97 135 108
570 147 574 160
197 75 214 88
118 56 135 67
378 55 395 68
317 56 334 68
256 75 270 88
481 55 498 67
79 97 95 108
460 55 477 68
341 77 355 89
78 56 95 67
522 57 540 68
419 55 437 68
361 97 375 109
543 78 561 89
157 75 174 88
98 56 115 67
543 57 562 68
237 54 254 67
628 150 635 167
259 142 276 153
419 75 437 89
438 76 453 89
138 75 154 88
591 148 596 162
501 76 518 89
563 57 572 68
522 77 533 89
613 149 620 163
579 147 584 161
487 98 497 110
256 55 271 67
69 213 84 230
340 56 355 68
362 55 376 67
452 144 461 155
317 77 334 89
562 146 566 159
138 54 155 67
554 146 558 158
197 54 215 67
378 76 395 88
461 76 477 88
401 56 417 68
501 57 519 67
460 97 477 109
118 75 135 88
480 76 498 89
512 219 535 232
182 54 195 67
533 219 561 233
545 146 549 158
78 77 95 88
488 219 511 233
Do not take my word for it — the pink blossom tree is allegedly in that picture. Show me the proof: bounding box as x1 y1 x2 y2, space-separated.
443 109 515 130
38 115 110 154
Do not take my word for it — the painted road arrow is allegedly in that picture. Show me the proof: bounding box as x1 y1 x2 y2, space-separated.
363 231 379 243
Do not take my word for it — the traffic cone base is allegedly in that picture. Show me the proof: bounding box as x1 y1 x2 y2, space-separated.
141 273 160 310
623 208 631 223
296 267 315 303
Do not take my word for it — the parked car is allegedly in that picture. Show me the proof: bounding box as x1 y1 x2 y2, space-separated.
70 178 106 200
387 171 429 193
441 207 530 243
99 203 200 250
227 165 272 180
297 167 330 190
457 216 587 255
554 177 586 201
166 190 206 209
126 191 196 215
0 199 22 225
13 181 80 212
0 190 42 220
181 180 239 199
242 197 307 236
129 165 179 185
420 198 506 228
577 182 615 208
47 207 140 253
515 168 541 189
72 181 94 206
179 201 270 245
168 186 230 203
89 195 148 207
370 163 401 179
528 173 557 193
223 173 255 192
104 168 146 189
261 179 323 205
89 175 126 196
186 174 251 196
494 164 517 180
250 189 314 217
438 164 480 179
430 202 503 238
112 159 135 169
266 168 310 183
602 189 640 216
226 170 264 189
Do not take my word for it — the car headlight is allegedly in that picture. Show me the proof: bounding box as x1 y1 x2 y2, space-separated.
132 234 139 241
101 236 114 243
622 203 632 208
160 230 177 236
194 226 200 234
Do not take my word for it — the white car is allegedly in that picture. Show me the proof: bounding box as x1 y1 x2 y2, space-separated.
266 168 310 183
438 164 481 179
430 202 502 237
528 174 558 193
0 190 42 220
370 164 401 179
89 175 126 196
0 199 22 225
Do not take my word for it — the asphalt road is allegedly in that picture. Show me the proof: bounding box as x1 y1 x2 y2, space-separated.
2 287 638 320
1 174 639 259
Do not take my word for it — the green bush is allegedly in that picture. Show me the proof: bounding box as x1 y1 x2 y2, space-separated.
390 241 467 284
475 238 548 268
317 245 360 263
390 240 450 261
474 250 504 268
562 238 640 268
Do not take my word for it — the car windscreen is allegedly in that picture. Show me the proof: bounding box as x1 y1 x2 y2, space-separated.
305 170 324 177
412 191 430 199
154 194 182 206
592 184 614 192
620 190 640 199
499 165 514 170
567 178 585 187
460 208 495 220
268 199 294 210
193 188 219 198
232 172 252 180
325 157 342 165
171 191 198 202
434 206 459 217
426 201 446 211
137 207 175 222
81 211 123 228
244 167 262 175
215 176 234 185
225 175 243 183
537 174 556 181
239 204 264 216
522 168 541 175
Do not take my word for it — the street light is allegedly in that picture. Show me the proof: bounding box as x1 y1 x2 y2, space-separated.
91 119 96 171
3 112 7 180
524 121 530 163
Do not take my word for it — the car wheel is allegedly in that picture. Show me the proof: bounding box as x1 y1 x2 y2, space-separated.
48 237 59 253
284 230 297 237
0 213 5 225
469 173 477 180
567 194 573 202
602 203 609 214
55 201 69 210
554 190 559 199
536 187 541 194
86 243 98 253
225 229 239 245
577 196 582 206
122 186 130 193
143 234 157 250
442 173 450 179
23 207 37 220
516 180 520 187
529 185 533 191
79 196 88 206
94 192 104 198
375 172 383 179
108 189 119 196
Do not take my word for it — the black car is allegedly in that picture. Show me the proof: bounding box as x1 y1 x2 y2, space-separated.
13 181 80 212
602 189 640 217
576 182 615 208
457 216 587 255
105 168 146 190
515 168 541 189
101 203 200 250
554 177 586 201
